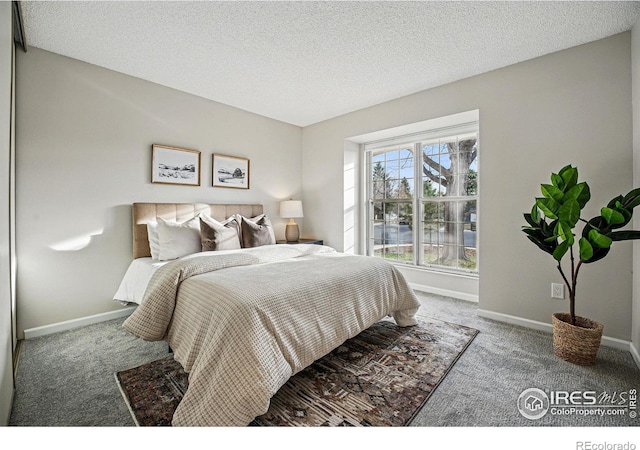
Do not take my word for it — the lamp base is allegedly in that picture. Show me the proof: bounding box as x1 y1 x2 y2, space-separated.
285 222 299 242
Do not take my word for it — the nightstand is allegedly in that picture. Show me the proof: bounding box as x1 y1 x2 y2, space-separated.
277 239 324 245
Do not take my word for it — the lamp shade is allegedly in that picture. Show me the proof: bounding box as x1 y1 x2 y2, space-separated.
280 200 303 218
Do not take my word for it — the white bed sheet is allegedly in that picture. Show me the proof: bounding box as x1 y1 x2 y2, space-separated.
113 257 170 305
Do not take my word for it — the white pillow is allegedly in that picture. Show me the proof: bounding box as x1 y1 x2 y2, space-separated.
156 216 201 261
147 221 161 260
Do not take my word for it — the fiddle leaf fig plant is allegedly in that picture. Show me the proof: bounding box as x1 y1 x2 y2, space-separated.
522 165 640 325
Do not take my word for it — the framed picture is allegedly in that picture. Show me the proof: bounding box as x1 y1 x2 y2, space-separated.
151 144 201 186
212 154 250 189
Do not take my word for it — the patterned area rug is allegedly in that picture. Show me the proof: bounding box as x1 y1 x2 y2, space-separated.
115 317 478 426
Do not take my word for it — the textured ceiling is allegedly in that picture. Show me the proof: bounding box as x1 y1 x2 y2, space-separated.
19 1 640 127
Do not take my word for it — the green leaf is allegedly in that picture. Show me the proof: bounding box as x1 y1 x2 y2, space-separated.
523 227 557 254
536 197 559 219
601 207 625 225
525 235 556 256
553 240 570 261
558 164 572 174
541 184 564 202
607 195 624 209
578 237 593 261
581 216 607 237
542 219 559 238
530 204 540 223
557 221 574 245
609 230 640 241
583 247 610 264
551 173 564 190
564 182 590 208
623 188 640 209
559 165 578 190
523 214 538 228
588 229 613 248
620 208 632 222
557 199 580 227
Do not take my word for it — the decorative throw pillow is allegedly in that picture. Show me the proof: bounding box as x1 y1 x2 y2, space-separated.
199 215 241 251
147 221 161 260
156 216 201 261
238 214 276 248
235 214 276 246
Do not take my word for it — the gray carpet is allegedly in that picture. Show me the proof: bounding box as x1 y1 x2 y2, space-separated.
8 291 640 427
409 293 640 427
9 316 168 426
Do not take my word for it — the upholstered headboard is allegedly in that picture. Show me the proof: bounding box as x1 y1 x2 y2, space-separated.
132 203 264 259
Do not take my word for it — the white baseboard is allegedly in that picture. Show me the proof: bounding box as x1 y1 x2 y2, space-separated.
24 306 136 340
410 283 479 303
477 309 634 355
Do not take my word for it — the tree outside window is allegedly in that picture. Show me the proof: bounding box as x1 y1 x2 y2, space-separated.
369 131 478 272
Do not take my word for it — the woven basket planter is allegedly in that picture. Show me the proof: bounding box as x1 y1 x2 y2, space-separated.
552 313 604 366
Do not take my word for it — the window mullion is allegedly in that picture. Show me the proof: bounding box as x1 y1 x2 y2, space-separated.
366 151 373 257
414 142 423 266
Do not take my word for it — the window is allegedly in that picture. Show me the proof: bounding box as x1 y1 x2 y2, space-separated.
370 146 415 263
366 125 478 273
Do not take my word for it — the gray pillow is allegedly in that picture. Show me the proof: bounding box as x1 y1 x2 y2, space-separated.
199 217 241 251
240 215 276 248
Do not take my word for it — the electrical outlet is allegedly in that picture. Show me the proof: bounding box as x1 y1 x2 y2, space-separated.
551 283 564 299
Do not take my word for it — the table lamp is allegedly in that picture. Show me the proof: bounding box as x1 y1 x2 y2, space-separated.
280 200 304 242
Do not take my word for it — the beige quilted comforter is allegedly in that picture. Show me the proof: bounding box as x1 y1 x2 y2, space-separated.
123 244 420 426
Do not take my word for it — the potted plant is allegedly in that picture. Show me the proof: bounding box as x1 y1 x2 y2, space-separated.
522 164 640 365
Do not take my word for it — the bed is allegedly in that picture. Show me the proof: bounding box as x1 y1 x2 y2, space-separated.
119 202 421 426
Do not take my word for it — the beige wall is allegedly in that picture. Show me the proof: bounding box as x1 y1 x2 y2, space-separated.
0 1 15 425
302 33 634 341
15 47 303 336
632 19 640 361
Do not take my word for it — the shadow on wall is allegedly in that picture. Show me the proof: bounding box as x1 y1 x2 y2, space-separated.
47 205 131 257
17 205 133 337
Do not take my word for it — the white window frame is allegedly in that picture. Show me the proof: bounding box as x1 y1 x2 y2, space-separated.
365 122 479 275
